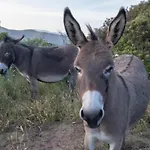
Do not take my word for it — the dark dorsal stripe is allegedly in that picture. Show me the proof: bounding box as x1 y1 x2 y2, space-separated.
19 43 63 62
120 55 134 74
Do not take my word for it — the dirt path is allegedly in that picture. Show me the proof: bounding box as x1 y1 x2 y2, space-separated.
1 120 150 150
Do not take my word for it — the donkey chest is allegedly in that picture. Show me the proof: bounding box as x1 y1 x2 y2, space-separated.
89 130 113 144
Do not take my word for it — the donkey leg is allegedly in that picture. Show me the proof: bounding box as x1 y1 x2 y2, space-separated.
67 68 77 90
121 136 125 150
84 133 95 150
67 75 75 90
29 78 38 99
109 137 124 150
65 73 74 90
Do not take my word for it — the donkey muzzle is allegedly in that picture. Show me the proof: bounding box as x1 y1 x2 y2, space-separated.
80 90 104 128
0 63 8 75
80 109 104 128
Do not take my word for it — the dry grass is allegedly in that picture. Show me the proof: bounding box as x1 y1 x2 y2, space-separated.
0 70 80 132
0 69 150 150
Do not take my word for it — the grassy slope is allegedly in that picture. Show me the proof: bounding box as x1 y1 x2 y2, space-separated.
0 70 80 132
0 69 149 150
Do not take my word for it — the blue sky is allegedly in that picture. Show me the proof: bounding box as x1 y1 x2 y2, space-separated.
0 0 145 35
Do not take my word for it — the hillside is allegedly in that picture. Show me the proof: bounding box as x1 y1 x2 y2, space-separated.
0 27 69 46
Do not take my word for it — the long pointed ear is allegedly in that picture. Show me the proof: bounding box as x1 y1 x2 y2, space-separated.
14 35 25 44
4 35 24 43
106 7 126 47
63 7 87 47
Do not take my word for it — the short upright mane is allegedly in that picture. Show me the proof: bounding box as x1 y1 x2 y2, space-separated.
86 24 98 41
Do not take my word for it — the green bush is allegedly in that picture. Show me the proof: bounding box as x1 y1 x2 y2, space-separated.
95 0 150 77
23 38 55 47
0 70 80 132
0 32 8 41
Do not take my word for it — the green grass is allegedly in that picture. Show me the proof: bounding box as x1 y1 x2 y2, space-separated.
0 70 150 150
0 69 149 137
0 70 80 132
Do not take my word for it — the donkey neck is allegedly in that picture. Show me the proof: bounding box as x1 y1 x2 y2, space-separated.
12 43 33 70
106 71 118 106
106 70 130 108
104 71 130 118
98 71 130 135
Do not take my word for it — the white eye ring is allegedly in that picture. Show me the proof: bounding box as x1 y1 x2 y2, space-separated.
103 65 114 78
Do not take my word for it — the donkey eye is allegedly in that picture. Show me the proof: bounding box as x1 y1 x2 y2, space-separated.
103 66 114 77
105 66 113 73
74 66 82 74
5 52 11 57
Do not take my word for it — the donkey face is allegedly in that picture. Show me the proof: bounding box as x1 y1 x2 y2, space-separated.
0 35 24 75
64 7 126 128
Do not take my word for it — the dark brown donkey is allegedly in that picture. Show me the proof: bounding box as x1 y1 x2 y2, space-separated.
63 7 150 150
0 35 78 98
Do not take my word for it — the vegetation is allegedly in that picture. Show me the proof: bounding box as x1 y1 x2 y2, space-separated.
0 32 7 41
91 0 150 139
0 33 55 47
96 0 150 76
0 70 80 132
23 38 55 47
0 1 150 149
0 33 80 132
114 1 150 76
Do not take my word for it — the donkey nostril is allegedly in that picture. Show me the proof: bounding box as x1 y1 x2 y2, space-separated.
94 109 104 121
99 110 103 118
81 109 84 119
80 109 104 122
80 109 87 121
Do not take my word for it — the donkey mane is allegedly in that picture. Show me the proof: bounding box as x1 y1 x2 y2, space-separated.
20 43 34 50
2 36 34 52
86 24 98 41
21 43 63 62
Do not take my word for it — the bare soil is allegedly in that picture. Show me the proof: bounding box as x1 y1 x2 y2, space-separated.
1 120 150 150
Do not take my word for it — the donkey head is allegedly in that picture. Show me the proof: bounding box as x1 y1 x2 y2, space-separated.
0 35 24 75
64 7 126 128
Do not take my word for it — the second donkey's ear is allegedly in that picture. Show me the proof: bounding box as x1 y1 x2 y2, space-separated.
106 7 126 48
4 35 24 44
63 7 87 47
13 35 25 44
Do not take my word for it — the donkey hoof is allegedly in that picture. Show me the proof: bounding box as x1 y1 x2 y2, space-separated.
30 95 38 101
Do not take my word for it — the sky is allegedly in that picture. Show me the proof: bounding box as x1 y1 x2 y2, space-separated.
0 0 145 35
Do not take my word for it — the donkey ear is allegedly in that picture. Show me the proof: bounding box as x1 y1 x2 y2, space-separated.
14 35 25 44
4 35 24 43
106 7 126 46
63 7 87 47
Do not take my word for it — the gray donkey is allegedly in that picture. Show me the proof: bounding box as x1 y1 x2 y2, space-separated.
0 35 78 98
63 7 150 150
